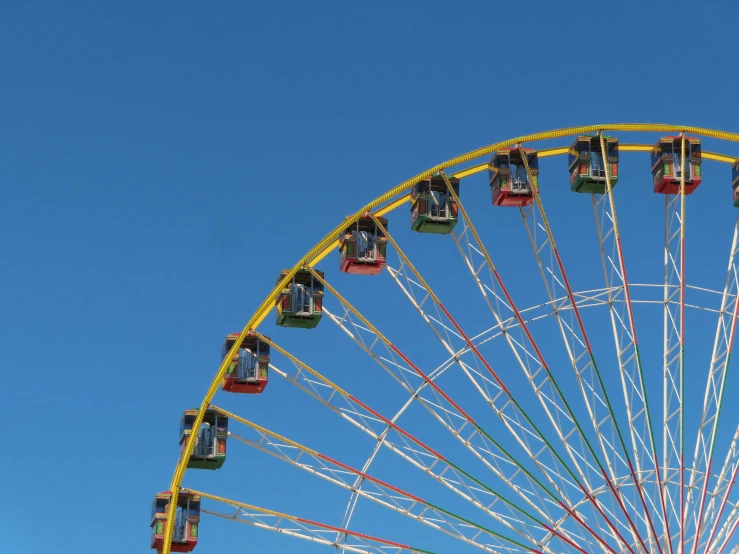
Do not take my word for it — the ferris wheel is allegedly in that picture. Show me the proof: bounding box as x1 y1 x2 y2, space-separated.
151 124 739 554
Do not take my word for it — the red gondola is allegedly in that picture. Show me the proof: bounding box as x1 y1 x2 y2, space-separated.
151 491 200 552
651 136 702 195
489 147 539 207
339 214 388 275
220 332 270 394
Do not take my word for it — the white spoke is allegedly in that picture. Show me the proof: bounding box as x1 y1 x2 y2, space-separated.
702 426 739 552
663 189 685 550
592 187 668 552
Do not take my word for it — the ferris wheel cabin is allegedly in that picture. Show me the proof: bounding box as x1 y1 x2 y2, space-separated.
410 174 460 234
180 408 229 470
339 215 388 275
489 147 539 207
221 332 270 394
651 136 703 195
276 269 324 328
568 135 619 194
732 161 739 207
151 491 201 552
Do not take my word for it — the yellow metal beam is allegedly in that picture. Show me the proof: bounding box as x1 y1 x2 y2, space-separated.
705 152 737 164
447 145 735 182
539 146 573 157
624 144 654 153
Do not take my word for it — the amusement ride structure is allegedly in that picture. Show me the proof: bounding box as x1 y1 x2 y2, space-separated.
151 124 739 554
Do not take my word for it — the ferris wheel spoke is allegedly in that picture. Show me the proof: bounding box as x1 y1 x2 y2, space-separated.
711 497 739 554
683 217 739 554
593 191 667 534
591 130 671 554
701 426 739 553
211 406 540 553
661 135 688 552
257 337 588 552
186 489 439 554
312 271 623 554
201 509 378 554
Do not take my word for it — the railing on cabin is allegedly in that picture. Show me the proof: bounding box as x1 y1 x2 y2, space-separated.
238 351 259 383
590 151 606 178
356 231 378 262
510 165 530 191
428 190 450 220
194 425 216 459
173 506 188 543
292 284 313 316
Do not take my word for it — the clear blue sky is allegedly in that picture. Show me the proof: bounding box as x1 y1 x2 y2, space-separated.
3 1 739 552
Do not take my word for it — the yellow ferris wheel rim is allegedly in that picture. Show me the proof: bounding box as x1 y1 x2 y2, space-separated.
160 122 739 554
